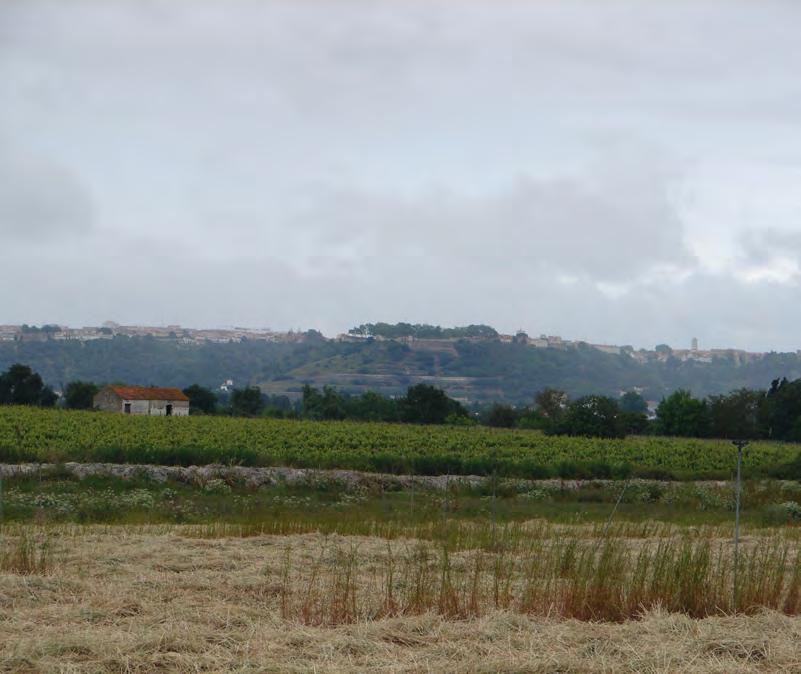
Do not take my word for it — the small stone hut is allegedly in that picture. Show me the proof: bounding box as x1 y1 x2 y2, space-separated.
93 385 190 416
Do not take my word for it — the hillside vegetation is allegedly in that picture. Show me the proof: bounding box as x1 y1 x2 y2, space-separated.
2 406 801 479
3 334 801 402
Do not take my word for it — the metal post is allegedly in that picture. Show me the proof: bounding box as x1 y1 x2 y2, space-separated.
732 439 748 612
410 473 415 517
491 468 497 526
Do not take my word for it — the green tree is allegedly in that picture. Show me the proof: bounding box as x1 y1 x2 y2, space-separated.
534 388 569 420
618 391 649 434
64 380 99 409
620 410 650 435
655 390 710 437
533 388 568 433
557 395 625 438
400 384 466 424
230 386 264 417
707 388 763 439
262 394 296 418
485 404 518 428
760 378 801 441
619 391 648 414
182 384 218 415
301 385 348 420
348 391 398 422
0 364 57 407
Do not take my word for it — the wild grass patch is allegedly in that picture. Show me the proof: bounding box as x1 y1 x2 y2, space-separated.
0 531 56 575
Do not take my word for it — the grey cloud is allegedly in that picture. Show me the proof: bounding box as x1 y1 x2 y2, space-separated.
0 149 93 243
1 0 801 353
740 228 801 264
287 155 693 284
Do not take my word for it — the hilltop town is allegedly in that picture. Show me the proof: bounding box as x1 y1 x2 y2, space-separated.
0 322 311 345
0 321 770 367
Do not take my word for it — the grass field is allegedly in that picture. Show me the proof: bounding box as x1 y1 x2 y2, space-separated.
3 406 801 479
2 523 801 672
4 470 801 529
5 408 801 670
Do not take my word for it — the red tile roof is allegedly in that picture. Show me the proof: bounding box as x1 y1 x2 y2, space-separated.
108 386 189 402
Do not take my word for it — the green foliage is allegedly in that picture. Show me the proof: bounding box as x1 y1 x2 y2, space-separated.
485 404 518 428
762 378 801 441
620 410 649 435
0 364 56 407
3 406 801 479
445 412 477 427
619 391 647 413
302 384 348 420
555 395 626 439
534 388 568 419
707 388 762 439
63 380 99 410
298 383 468 425
230 386 264 417
182 384 218 415
346 391 398 422
399 383 467 424
6 333 801 404
533 388 569 433
656 390 710 437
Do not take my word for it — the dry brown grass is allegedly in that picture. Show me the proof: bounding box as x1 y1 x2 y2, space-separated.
1 524 801 672
0 531 55 575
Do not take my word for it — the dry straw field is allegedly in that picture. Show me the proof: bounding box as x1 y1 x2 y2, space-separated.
3 522 801 672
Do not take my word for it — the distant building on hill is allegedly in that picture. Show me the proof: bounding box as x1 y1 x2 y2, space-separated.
93 385 189 416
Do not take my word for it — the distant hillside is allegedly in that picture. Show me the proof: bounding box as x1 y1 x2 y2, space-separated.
2 332 801 403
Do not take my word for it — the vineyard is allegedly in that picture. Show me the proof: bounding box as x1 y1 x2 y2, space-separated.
2 407 801 479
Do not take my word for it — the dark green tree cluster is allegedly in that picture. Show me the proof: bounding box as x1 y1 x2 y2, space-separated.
0 364 57 407
182 384 219 415
654 379 801 441
63 381 99 409
477 389 647 438
8 330 801 403
531 391 634 439
182 385 298 417
300 383 468 424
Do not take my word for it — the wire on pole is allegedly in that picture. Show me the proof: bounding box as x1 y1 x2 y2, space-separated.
601 478 629 540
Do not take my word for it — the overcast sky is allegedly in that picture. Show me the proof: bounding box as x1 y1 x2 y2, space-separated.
2 1 801 350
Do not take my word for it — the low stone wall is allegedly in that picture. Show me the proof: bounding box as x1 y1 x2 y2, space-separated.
0 462 737 493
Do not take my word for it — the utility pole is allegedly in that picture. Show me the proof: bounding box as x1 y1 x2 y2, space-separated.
732 439 749 612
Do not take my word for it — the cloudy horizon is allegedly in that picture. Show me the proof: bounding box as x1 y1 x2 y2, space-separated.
2 1 801 351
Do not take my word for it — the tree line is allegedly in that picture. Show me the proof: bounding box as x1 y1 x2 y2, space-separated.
647 379 801 441
8 331 801 402
0 363 470 425
478 379 801 442
202 383 469 425
6 361 801 441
